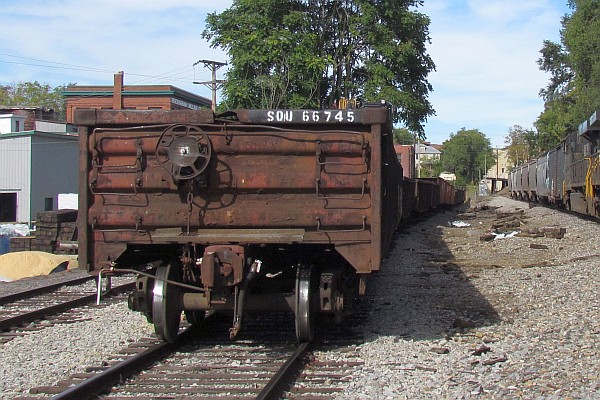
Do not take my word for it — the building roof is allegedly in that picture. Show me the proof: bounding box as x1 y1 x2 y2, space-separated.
394 144 413 153
0 106 53 111
62 84 211 108
416 143 441 155
0 130 78 141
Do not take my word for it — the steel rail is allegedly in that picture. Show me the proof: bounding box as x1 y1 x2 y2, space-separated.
0 282 134 331
256 341 310 400
0 275 94 305
51 328 191 400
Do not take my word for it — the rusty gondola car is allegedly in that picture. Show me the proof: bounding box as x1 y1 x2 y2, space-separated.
76 104 464 343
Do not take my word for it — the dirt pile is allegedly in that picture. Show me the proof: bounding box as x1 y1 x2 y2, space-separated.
0 252 78 281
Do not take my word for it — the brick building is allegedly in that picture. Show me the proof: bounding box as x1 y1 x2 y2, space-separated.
0 115 78 223
62 72 212 123
394 144 415 178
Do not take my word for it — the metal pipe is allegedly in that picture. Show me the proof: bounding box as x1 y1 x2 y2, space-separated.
101 268 205 293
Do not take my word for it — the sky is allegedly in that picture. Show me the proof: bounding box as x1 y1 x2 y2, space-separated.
0 0 571 148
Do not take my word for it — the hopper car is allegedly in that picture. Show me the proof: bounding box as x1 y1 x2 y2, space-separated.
509 110 600 218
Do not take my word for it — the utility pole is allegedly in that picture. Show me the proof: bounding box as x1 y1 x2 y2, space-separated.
193 59 227 112
414 137 420 178
484 154 487 180
496 146 499 178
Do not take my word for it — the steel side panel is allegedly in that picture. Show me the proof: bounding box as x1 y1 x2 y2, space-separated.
78 126 91 272
371 125 382 271
80 109 397 274
536 155 549 197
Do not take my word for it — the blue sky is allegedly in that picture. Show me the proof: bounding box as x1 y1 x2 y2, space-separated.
0 0 571 148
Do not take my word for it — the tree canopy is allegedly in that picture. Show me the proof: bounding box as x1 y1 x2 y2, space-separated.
393 127 415 145
504 125 538 166
441 128 495 185
203 0 435 134
535 0 600 149
0 81 69 120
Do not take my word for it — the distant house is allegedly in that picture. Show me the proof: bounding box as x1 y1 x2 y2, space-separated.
62 72 212 123
0 108 78 223
414 142 441 178
394 142 443 179
415 142 441 163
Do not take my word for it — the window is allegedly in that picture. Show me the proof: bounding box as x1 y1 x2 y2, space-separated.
45 197 54 211
0 193 17 222
14 120 20 132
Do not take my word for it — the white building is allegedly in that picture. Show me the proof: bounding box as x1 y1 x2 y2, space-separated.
0 111 78 224
439 172 457 182
484 148 511 192
415 143 441 178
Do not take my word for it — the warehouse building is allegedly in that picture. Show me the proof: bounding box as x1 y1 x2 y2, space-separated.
0 108 78 224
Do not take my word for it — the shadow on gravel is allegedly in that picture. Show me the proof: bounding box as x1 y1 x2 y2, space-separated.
364 208 501 341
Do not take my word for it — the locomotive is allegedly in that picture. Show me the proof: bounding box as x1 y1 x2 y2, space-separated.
75 103 463 343
509 110 600 218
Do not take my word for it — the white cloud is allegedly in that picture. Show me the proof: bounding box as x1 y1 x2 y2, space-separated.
0 0 569 148
420 0 568 146
0 0 232 98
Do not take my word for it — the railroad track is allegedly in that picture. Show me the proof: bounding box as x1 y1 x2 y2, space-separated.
22 300 368 399
0 275 94 305
0 277 134 343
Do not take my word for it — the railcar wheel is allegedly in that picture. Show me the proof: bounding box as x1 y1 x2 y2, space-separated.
152 261 182 343
295 265 316 343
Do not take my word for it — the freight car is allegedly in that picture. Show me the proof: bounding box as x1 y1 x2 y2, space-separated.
75 104 463 343
401 177 465 219
509 110 600 217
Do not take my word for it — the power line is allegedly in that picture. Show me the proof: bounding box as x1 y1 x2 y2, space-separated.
0 52 213 86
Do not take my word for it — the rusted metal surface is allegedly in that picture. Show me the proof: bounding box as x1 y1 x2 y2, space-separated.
73 108 214 126
200 245 245 288
78 107 400 274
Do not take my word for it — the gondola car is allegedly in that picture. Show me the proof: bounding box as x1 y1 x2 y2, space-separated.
75 103 404 343
75 103 465 343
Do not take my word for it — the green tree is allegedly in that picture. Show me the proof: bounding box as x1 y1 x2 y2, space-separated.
441 128 495 184
536 0 600 149
203 0 435 135
0 81 70 120
393 128 415 145
420 159 443 178
504 125 539 166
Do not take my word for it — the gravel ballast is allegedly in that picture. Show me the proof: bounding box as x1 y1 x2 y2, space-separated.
0 301 153 399
0 195 599 398
338 195 600 399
